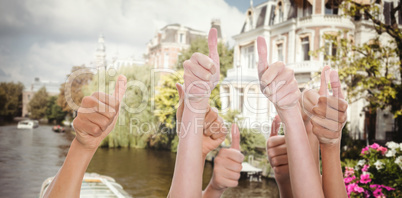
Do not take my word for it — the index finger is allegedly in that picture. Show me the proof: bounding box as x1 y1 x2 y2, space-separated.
257 36 268 76
231 123 240 150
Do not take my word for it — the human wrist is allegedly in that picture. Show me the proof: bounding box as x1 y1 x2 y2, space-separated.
320 142 341 152
72 137 98 155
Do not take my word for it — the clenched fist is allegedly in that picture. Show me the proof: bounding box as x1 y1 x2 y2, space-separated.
267 115 290 183
257 37 301 110
73 75 127 150
183 28 220 106
311 68 348 145
208 124 244 190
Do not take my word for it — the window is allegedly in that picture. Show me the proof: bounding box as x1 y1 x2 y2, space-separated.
383 2 392 25
278 3 284 23
324 39 337 61
179 33 185 43
325 0 339 15
248 11 254 30
241 45 255 69
164 53 169 68
269 5 276 25
302 0 312 17
399 7 402 25
277 43 284 61
301 37 310 61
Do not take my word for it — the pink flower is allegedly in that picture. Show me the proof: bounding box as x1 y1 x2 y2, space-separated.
370 143 380 149
344 167 355 177
380 185 395 191
344 175 356 184
377 146 387 155
373 187 383 197
361 146 369 155
360 174 371 184
355 186 364 193
362 164 370 172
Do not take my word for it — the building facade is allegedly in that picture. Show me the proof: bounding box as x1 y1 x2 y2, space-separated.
22 78 59 117
145 24 207 69
221 0 401 140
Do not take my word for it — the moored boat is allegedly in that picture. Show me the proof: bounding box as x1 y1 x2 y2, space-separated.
17 120 39 129
39 172 132 198
52 125 65 133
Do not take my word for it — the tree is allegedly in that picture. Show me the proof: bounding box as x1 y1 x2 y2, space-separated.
176 37 234 78
84 65 156 148
314 1 402 141
28 87 48 119
46 95 66 124
0 82 24 121
58 65 93 116
153 70 221 150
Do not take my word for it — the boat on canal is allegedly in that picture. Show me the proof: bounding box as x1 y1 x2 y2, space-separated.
39 172 132 198
17 120 39 129
52 125 65 133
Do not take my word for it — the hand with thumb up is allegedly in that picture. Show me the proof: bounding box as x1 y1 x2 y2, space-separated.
73 75 127 150
203 124 244 197
310 67 348 146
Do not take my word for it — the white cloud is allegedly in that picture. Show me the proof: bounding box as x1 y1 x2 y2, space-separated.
0 0 245 88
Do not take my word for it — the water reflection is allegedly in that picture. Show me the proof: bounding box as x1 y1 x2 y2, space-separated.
0 125 279 197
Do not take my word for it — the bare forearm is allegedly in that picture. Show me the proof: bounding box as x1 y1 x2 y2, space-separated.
169 105 205 198
321 144 347 198
306 127 320 174
279 106 324 198
277 179 293 198
44 138 96 198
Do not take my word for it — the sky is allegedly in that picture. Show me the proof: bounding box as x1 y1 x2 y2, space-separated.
0 0 267 89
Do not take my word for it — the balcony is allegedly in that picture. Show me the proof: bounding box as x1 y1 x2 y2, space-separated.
286 61 328 73
226 67 259 82
297 15 354 29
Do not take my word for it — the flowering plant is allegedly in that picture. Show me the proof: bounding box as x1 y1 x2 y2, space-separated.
343 142 402 197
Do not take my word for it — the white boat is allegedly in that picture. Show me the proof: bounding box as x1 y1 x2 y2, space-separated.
39 172 132 198
17 120 39 129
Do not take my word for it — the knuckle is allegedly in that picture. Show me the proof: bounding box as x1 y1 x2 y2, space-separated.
183 60 192 69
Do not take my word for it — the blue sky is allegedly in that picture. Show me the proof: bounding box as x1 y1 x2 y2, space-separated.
226 0 268 12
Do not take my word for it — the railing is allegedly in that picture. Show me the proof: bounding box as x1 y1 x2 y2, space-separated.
286 61 328 73
298 15 353 28
227 61 329 77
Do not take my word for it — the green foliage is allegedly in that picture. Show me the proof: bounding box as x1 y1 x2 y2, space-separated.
239 127 266 156
46 95 66 124
58 65 93 116
314 1 402 119
176 37 233 78
85 66 157 148
28 87 49 119
0 82 24 121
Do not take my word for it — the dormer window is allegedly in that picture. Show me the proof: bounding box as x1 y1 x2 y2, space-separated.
278 2 284 23
247 10 254 30
302 0 313 17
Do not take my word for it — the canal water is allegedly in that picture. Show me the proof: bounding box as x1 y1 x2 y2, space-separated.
0 125 279 198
